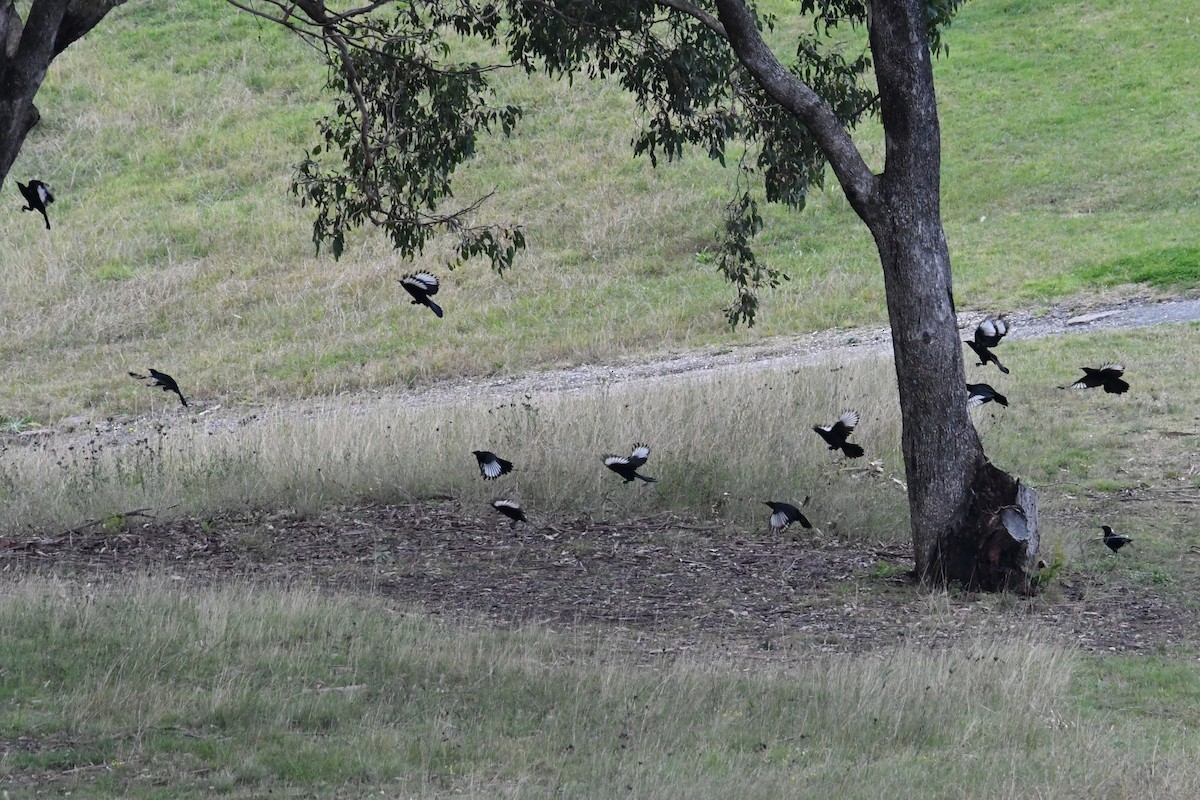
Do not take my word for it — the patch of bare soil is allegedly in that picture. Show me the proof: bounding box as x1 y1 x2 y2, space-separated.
1 502 1192 657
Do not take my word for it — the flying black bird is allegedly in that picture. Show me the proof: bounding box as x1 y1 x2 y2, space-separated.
765 500 812 533
604 442 657 483
492 499 527 523
129 368 188 407
1065 364 1129 395
1100 525 1133 553
17 180 54 230
472 450 514 480
966 382 1008 407
399 272 443 318
965 317 1010 374
813 410 864 458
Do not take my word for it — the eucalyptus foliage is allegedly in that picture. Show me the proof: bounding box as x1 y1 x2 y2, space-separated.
234 0 962 326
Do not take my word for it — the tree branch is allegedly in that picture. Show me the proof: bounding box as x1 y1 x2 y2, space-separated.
54 0 128 57
653 0 727 38
712 0 879 217
290 0 378 186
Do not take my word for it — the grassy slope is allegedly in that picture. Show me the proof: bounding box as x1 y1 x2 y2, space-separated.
3 3 1200 794
1 0 1198 422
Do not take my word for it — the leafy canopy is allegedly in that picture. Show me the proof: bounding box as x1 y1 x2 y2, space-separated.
243 0 963 326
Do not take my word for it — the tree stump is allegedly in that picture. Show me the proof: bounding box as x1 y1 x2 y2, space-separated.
940 460 1040 592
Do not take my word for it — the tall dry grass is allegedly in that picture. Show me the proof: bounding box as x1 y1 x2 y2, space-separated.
0 357 907 537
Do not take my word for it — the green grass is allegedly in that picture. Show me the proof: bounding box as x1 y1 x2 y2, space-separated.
1027 245 1200 296
2 0 1199 421
2 578 1198 798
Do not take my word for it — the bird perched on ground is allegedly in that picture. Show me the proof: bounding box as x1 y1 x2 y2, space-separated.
128 368 188 407
965 317 1010 374
472 450 514 480
966 382 1008 407
399 272 443 318
813 410 864 458
1065 364 1129 394
604 443 657 483
1100 525 1133 553
17 180 54 230
765 500 812 533
492 499 526 523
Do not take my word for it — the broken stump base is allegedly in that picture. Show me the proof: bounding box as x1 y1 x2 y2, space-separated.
940 461 1040 593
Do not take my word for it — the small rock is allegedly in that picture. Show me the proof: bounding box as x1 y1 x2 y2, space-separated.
1066 310 1121 325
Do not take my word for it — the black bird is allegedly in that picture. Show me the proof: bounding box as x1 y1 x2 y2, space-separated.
965 317 1010 374
472 450 514 480
604 442 657 483
966 382 1007 407
399 272 443 318
1065 364 1129 395
813 410 864 458
1100 525 1133 553
492 499 527 523
129 368 188 407
765 500 812 533
17 180 54 230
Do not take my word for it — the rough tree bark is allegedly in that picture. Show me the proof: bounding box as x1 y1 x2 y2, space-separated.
717 0 1037 588
0 0 126 187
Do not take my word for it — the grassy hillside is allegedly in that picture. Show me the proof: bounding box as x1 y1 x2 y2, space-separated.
2 0 1198 424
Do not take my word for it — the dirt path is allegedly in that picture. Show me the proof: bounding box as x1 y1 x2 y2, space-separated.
30 293 1200 447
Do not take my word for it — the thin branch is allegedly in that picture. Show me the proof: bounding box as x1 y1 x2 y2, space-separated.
713 0 878 216
291 0 377 186
653 0 727 37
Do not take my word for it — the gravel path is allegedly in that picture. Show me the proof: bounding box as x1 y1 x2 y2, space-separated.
17 294 1200 446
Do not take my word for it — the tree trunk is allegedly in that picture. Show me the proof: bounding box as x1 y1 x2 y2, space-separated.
0 0 125 187
715 0 1039 589
864 0 1037 589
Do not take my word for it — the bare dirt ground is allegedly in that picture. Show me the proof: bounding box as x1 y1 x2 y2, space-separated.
2 498 1194 658
4 293 1200 656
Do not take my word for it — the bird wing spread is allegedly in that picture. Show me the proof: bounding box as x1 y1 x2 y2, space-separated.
411 272 439 294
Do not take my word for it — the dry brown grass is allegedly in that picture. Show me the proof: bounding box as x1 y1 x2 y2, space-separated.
0 356 907 537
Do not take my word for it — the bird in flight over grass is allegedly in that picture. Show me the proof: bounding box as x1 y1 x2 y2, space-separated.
128 368 188 407
1100 525 1133 553
492 499 527 523
966 383 1008 407
604 443 657 483
472 450 514 480
765 500 812 533
17 180 54 230
1065 364 1129 394
399 272 443 318
965 317 1010 374
813 410 864 458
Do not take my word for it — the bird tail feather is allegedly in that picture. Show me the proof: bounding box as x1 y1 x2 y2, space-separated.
428 300 444 318
842 443 865 459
